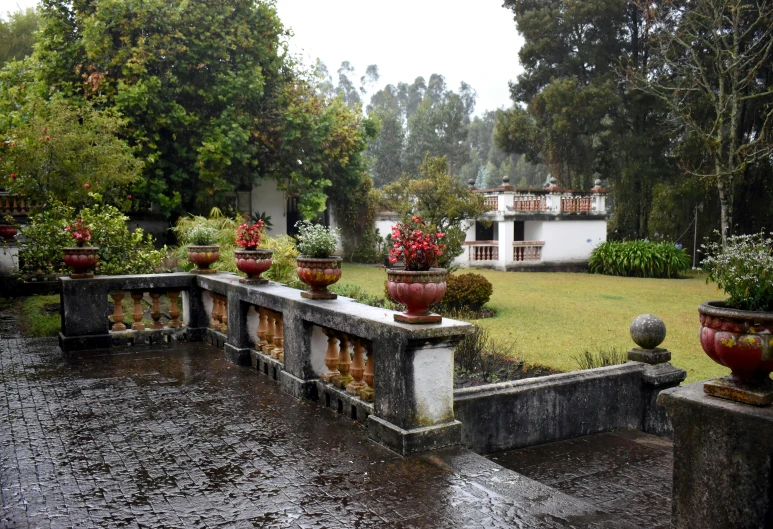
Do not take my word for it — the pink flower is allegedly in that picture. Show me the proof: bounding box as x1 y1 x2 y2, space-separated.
10 173 16 179
126 194 132 199
84 183 90 189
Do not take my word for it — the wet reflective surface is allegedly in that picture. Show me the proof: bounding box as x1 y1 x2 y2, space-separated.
1 325 637 528
491 431 673 529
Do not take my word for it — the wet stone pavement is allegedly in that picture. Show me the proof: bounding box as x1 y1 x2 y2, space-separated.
490 431 673 529
0 329 642 529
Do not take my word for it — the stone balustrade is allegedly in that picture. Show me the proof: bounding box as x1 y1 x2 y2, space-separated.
59 272 472 455
512 241 545 262
0 192 43 217
465 241 499 261
478 189 606 216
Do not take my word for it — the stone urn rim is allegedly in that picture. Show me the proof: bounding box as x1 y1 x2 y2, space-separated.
63 246 99 251
386 267 447 279
187 244 221 251
234 248 273 256
699 300 773 324
296 255 343 263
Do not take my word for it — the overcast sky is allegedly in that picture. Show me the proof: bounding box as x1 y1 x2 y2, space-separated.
1 0 523 114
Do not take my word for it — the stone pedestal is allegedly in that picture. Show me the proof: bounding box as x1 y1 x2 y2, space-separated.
0 244 18 275
659 382 773 529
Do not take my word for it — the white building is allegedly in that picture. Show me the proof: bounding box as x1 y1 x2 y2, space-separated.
375 176 608 272
250 175 608 269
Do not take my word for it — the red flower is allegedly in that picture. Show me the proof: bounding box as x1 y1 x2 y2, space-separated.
83 183 90 189
236 220 265 250
10 173 16 179
388 215 447 271
126 194 132 199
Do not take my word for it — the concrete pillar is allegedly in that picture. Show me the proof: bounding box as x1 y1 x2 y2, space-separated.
498 221 513 268
224 290 252 366
368 334 464 455
659 384 773 529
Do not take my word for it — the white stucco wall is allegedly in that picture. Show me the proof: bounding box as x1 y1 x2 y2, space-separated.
535 220 606 261
251 180 288 236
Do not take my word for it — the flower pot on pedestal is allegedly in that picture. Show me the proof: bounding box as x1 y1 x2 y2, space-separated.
386 268 447 324
63 247 99 279
235 249 273 284
699 301 773 406
297 257 342 299
187 245 220 274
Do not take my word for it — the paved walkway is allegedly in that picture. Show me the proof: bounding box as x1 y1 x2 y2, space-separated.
0 330 638 528
491 432 673 529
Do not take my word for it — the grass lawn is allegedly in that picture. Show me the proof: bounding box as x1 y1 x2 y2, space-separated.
18 295 61 338
340 264 727 383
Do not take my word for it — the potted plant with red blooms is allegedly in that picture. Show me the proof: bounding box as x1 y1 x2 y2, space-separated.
63 218 99 278
386 216 448 323
234 219 273 284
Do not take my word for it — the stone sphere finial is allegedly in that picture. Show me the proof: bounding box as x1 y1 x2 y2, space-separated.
630 314 666 350
594 178 602 187
549 176 558 185
502 175 510 184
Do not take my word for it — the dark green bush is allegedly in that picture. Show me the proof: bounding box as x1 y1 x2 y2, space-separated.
589 240 691 278
18 202 166 277
440 273 493 310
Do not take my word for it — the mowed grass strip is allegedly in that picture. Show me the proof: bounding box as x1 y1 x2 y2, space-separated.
341 264 727 383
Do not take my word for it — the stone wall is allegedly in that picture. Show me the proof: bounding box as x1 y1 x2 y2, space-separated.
454 362 685 454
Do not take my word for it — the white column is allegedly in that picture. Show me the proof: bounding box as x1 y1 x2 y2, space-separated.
498 220 513 268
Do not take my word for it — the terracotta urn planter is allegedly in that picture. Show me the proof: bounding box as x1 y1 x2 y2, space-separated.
699 301 773 406
187 245 220 274
386 268 447 324
63 247 99 279
0 225 17 242
234 249 273 284
296 256 342 299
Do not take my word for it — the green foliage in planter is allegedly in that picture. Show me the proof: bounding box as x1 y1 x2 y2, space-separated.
171 211 300 286
186 225 218 246
438 273 493 310
17 201 165 277
589 240 691 278
701 233 773 311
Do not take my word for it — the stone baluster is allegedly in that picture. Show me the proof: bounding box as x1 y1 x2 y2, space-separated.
272 313 284 361
131 292 145 331
167 291 182 328
361 342 374 402
256 308 268 350
321 328 340 383
209 294 220 329
110 292 126 331
11 196 18 215
336 333 353 389
149 292 164 329
347 338 367 396
262 311 275 355
219 296 228 334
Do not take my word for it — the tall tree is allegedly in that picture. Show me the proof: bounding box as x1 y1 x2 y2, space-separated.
0 8 39 67
632 0 773 245
32 0 373 218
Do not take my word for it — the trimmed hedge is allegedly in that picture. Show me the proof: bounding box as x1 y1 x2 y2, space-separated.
589 240 691 278
441 273 493 310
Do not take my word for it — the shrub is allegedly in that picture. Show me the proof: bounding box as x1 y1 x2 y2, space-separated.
261 234 301 287
439 273 493 310
17 202 165 277
454 323 521 382
348 228 387 264
701 232 773 311
295 221 340 258
589 240 691 278
574 348 628 370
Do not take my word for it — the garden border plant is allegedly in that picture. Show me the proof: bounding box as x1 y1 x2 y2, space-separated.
589 240 691 278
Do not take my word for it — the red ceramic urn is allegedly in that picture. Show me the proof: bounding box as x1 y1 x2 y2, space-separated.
296 256 342 299
63 247 99 279
234 249 273 284
386 268 447 324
